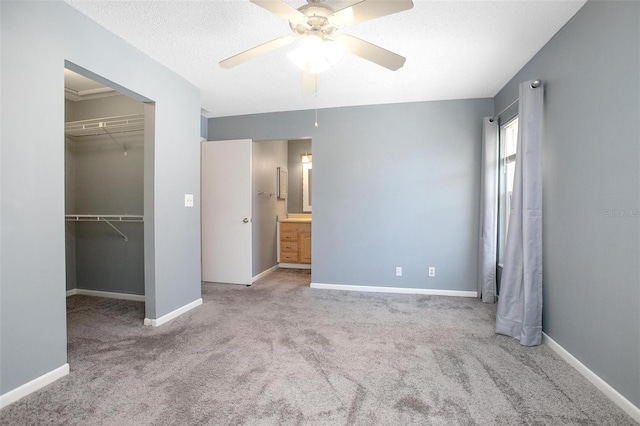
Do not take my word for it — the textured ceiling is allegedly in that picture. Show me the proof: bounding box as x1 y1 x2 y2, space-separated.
64 0 586 118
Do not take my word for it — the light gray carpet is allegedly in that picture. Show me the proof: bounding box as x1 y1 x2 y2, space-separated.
0 269 635 425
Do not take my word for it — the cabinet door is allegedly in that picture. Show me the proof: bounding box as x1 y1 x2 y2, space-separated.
300 233 312 264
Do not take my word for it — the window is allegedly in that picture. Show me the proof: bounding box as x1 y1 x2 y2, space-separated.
497 117 518 265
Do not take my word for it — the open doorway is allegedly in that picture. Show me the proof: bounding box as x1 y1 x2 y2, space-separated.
249 138 313 277
64 66 153 326
252 138 313 281
201 137 312 287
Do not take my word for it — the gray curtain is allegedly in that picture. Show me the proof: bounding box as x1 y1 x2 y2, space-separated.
496 80 544 346
478 117 498 303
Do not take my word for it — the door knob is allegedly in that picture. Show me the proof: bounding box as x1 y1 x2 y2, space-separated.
243 218 249 223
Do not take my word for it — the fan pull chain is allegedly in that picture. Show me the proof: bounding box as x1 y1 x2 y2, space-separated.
314 80 319 127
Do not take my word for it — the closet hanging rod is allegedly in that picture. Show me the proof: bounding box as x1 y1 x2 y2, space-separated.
65 214 144 222
65 113 144 126
65 215 143 242
68 129 144 138
489 80 541 123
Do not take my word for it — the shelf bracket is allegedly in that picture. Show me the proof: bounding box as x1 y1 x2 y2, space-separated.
101 217 128 241
101 124 128 156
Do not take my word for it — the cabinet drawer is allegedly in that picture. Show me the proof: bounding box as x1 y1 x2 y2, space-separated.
280 252 299 262
281 242 298 252
281 222 310 233
281 232 298 242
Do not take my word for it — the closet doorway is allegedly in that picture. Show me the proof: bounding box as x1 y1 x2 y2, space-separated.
64 67 151 320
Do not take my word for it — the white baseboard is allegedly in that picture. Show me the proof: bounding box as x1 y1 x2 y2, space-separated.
310 283 477 298
279 263 311 269
144 298 202 327
542 332 640 423
0 363 69 409
66 288 145 302
252 265 279 283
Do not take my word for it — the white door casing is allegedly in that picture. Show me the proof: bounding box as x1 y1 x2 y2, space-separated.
201 139 252 285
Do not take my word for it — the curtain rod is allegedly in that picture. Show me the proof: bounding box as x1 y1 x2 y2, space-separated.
489 80 541 123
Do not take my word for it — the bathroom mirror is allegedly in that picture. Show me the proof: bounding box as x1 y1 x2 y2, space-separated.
287 138 312 214
277 167 288 200
303 162 312 212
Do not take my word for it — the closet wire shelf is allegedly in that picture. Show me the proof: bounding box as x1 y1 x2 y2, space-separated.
64 114 145 137
65 214 144 242
65 114 144 155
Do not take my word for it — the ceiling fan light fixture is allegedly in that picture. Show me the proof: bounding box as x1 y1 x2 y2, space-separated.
287 35 345 73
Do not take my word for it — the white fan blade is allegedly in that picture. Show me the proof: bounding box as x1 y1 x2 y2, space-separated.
220 36 296 68
334 34 406 71
302 66 318 96
250 0 308 24
330 0 413 26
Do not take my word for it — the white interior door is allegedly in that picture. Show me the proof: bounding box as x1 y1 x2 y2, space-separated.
201 139 252 284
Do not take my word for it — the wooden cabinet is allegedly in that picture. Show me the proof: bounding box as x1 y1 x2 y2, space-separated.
280 222 311 264
300 233 311 263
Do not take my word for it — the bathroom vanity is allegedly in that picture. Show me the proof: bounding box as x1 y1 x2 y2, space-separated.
278 216 311 268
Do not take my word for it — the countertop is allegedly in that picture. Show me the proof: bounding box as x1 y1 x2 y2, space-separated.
278 215 312 223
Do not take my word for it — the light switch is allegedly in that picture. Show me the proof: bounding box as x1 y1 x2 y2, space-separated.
184 194 194 207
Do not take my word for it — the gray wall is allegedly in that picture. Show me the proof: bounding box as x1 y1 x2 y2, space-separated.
72 134 144 213
66 96 145 295
209 99 492 290
65 94 144 121
65 138 77 291
65 99 75 122
74 222 145 294
200 115 209 140
1 1 201 395
252 140 288 276
494 1 639 407
287 139 312 214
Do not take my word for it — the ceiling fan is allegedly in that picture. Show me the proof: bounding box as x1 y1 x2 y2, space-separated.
220 0 414 94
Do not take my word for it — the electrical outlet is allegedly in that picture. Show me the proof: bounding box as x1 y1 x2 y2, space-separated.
184 194 194 207
428 267 436 277
395 266 402 277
